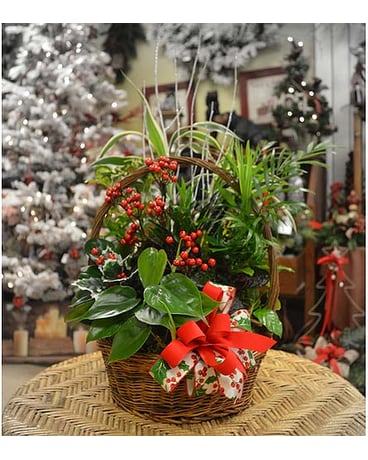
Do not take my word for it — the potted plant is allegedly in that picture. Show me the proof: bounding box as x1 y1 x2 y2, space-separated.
65 83 325 423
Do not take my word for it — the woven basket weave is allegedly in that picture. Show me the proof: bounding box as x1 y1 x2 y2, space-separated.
91 155 279 424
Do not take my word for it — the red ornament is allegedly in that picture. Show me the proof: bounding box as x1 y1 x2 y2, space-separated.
69 247 80 259
13 296 24 309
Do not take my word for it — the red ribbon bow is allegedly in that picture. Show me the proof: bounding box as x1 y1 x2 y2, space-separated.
313 344 345 375
161 294 276 377
317 252 349 335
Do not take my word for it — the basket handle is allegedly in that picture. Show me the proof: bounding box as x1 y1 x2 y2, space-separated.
90 155 279 311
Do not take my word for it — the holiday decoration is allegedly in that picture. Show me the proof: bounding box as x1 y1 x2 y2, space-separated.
65 79 325 422
2 23 128 306
145 24 282 85
272 36 337 148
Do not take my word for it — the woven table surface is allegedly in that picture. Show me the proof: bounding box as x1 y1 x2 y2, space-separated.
2 349 365 436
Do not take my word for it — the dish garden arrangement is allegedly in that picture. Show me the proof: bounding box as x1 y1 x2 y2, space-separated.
65 82 326 423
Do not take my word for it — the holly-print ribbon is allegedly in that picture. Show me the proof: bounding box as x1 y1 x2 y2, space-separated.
317 252 349 336
313 343 346 375
150 281 276 400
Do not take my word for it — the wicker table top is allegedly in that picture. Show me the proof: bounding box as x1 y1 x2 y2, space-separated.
2 349 365 436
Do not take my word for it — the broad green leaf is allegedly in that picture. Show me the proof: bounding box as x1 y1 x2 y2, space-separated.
65 298 94 323
86 318 122 341
80 285 140 320
135 306 171 329
253 308 283 338
200 292 220 316
138 247 167 288
72 277 104 294
144 273 203 318
108 316 151 362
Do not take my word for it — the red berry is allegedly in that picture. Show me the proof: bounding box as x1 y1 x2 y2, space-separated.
201 263 209 271
165 236 174 244
207 258 216 267
91 247 99 256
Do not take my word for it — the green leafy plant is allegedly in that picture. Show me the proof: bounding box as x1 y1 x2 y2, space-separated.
65 81 326 366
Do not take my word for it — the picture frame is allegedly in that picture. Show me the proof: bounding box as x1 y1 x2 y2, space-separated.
239 67 284 124
143 81 195 135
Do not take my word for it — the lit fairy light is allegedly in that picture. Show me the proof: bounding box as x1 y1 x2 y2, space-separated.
17 100 23 106
33 216 39 222
82 232 87 239
111 101 118 109
45 51 51 58
8 282 14 289
301 81 307 87
298 41 304 47
309 91 315 97
64 76 70 85
80 143 86 149
287 36 293 42
84 127 89 134
287 111 293 117
288 87 295 94
61 109 68 115
23 119 29 126
24 90 30 97
53 112 58 119
73 206 81 213
80 157 87 164
30 210 36 216
20 206 26 213
87 93 93 99
43 136 49 143
299 116 305 122
39 98 44 105
17 271 23 278
312 114 318 120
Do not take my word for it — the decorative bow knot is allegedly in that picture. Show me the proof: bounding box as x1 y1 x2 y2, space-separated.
150 281 276 401
317 252 349 335
314 344 346 375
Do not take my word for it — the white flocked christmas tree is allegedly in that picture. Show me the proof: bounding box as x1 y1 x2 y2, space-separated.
2 23 127 305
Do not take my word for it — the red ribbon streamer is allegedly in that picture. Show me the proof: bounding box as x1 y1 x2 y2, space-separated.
313 344 345 375
317 253 349 336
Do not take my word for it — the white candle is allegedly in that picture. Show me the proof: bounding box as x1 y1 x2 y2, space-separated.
73 328 87 353
13 329 29 356
85 340 98 354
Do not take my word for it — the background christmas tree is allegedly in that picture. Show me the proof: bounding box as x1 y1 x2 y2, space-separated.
2 23 128 312
272 36 337 150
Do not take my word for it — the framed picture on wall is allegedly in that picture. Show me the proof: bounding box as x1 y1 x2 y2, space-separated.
143 81 195 136
239 67 284 124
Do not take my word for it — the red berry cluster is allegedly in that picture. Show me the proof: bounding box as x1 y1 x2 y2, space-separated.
120 222 139 246
105 182 123 204
145 157 178 182
167 229 216 272
119 187 145 217
147 195 166 217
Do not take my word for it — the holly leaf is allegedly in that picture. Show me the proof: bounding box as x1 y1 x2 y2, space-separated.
150 357 170 385
253 308 283 337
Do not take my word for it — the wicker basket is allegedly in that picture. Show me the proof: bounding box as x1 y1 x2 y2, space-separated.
98 338 266 424
90 155 279 424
